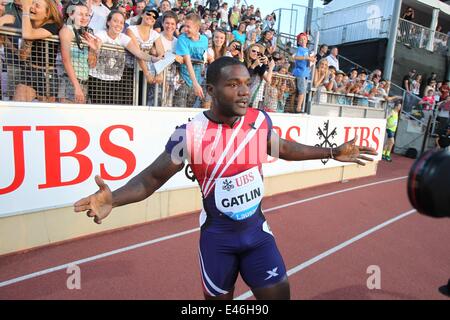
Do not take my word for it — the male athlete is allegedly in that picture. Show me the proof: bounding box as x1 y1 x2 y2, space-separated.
74 57 377 300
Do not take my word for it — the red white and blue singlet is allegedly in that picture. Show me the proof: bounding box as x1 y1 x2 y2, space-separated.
165 108 287 296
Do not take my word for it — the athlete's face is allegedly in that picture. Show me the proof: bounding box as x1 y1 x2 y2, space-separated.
208 65 251 118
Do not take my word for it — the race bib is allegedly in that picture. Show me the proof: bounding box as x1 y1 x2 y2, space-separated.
215 167 264 221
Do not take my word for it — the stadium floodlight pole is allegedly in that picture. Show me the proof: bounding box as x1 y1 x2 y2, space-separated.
384 0 403 81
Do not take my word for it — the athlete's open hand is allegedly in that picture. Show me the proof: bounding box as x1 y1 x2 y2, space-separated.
334 136 378 166
74 175 113 224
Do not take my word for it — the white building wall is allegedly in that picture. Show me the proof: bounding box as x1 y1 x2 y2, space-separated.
319 0 395 45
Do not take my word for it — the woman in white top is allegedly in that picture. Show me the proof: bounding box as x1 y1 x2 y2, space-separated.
126 8 164 84
88 10 152 105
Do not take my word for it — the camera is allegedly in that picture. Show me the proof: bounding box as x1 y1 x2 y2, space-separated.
407 149 450 218
76 26 94 36
234 43 241 51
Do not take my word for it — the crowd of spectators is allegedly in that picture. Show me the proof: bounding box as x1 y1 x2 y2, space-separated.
0 0 397 112
402 68 450 131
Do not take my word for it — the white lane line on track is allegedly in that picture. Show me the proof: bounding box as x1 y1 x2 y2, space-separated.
235 209 417 300
0 176 408 289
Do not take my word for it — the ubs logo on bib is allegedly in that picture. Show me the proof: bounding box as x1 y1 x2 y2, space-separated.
235 172 255 187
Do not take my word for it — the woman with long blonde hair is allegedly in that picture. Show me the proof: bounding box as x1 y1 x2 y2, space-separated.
244 43 274 108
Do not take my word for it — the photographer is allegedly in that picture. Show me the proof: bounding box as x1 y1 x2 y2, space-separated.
244 43 275 108
60 1 101 103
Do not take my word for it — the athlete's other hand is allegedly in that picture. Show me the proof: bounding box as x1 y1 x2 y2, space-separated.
74 175 113 224
334 136 378 166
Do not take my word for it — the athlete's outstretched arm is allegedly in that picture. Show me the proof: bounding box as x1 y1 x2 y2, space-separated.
74 151 184 224
268 130 378 165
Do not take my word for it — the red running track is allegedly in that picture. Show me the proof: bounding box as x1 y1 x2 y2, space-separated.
0 154 449 300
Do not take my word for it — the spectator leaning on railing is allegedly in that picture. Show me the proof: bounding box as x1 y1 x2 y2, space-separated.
244 43 274 108
14 0 63 102
159 10 181 107
88 10 153 105
313 58 329 89
59 0 101 104
89 0 110 33
173 13 208 107
126 6 164 85
0 0 22 99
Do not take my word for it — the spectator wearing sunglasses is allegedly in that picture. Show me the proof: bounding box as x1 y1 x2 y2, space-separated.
59 0 101 103
126 6 165 103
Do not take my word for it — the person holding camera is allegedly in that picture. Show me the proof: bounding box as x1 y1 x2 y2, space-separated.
244 43 274 108
225 39 244 62
12 0 63 102
60 1 101 104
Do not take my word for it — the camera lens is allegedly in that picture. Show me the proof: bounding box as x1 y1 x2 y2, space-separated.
407 149 450 218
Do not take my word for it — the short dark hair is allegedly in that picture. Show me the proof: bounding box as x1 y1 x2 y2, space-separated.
206 57 245 85
163 10 178 23
106 10 125 29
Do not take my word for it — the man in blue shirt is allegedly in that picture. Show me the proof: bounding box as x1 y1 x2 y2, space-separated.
174 13 209 108
292 33 316 112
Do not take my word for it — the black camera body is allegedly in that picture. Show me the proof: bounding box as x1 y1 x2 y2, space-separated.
76 26 94 36
407 149 450 218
